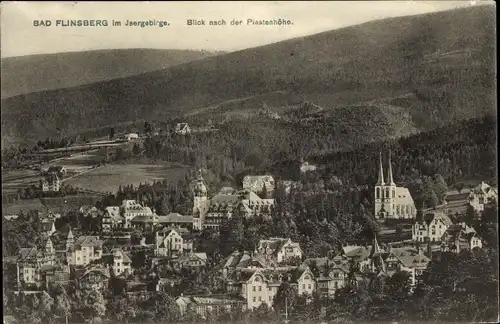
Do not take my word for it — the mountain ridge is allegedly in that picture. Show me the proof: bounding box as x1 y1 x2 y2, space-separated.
1 5 495 147
1 48 223 99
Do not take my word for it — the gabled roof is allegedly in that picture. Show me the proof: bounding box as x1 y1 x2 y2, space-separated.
176 252 208 264
257 238 300 256
75 266 110 280
158 213 193 223
158 226 190 236
71 236 103 250
47 166 65 173
111 248 132 263
422 212 453 227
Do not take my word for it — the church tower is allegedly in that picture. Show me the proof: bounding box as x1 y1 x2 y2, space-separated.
374 152 386 219
193 169 209 229
385 150 397 218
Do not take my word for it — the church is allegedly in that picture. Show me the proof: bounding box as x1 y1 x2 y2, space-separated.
374 151 416 220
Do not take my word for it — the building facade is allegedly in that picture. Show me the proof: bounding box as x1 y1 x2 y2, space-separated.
374 151 417 220
67 236 103 266
412 212 453 243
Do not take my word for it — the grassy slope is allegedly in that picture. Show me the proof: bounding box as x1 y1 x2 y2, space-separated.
1 5 495 146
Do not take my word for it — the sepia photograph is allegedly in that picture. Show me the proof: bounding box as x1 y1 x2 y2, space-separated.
1 1 498 323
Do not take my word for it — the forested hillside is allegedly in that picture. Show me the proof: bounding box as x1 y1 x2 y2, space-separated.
2 5 495 145
1 48 221 99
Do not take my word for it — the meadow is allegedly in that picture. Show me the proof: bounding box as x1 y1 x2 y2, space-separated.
64 161 190 194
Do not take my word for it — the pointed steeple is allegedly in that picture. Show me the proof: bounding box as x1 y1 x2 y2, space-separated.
376 152 385 186
387 150 396 186
371 234 381 255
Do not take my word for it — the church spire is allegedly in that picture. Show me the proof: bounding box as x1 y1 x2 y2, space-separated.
376 152 385 186
387 150 396 186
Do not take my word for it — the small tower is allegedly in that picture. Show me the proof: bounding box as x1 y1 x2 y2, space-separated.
193 169 209 228
374 152 386 219
44 237 55 256
385 150 397 218
66 228 74 251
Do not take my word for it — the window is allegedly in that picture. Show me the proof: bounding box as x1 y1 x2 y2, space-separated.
308 284 311 289
258 286 262 292
253 297 256 302
253 286 256 291
334 282 338 288
376 188 380 199
385 188 390 198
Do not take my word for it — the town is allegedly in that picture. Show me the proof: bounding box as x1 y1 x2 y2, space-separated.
2 3 497 324
3 135 498 323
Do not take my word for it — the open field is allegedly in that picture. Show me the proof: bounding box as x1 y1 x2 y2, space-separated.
64 161 190 194
1 169 45 194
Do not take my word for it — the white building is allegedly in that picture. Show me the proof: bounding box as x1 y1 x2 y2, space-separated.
374 151 417 220
67 236 103 266
175 123 192 135
255 238 303 265
467 181 498 213
155 227 193 257
110 248 132 276
226 266 315 310
124 133 139 141
41 174 61 192
121 200 153 228
300 162 317 173
192 171 274 230
412 212 453 243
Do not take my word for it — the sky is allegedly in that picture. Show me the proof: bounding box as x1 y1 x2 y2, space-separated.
0 1 491 58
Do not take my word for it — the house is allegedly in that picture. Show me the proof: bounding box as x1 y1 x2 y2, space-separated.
46 166 67 177
102 206 123 232
16 239 56 289
75 266 110 290
176 294 246 318
175 123 192 135
255 238 303 265
79 205 101 218
441 225 483 253
121 200 153 228
374 151 417 220
437 181 498 219
299 162 317 173
67 236 103 266
305 257 351 298
384 246 431 286
173 252 208 268
155 227 193 257
41 174 61 192
219 251 271 276
41 217 57 236
242 175 275 193
226 266 315 310
105 248 132 276
412 212 453 243
465 181 497 213
194 172 274 230
124 133 139 141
